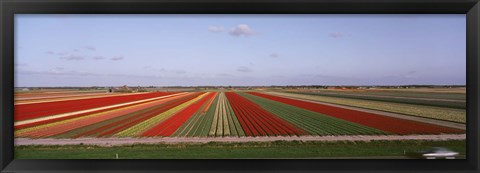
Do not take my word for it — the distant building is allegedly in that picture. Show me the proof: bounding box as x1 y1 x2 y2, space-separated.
111 85 133 93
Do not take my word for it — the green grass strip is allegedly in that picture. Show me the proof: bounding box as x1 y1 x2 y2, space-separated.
15 140 465 159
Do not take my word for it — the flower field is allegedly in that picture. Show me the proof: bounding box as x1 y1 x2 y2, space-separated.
266 91 466 123
14 91 465 139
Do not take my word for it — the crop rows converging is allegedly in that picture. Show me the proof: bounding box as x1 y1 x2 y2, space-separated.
246 92 465 134
14 91 465 139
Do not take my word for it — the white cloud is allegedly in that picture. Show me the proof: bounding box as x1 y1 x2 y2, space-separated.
111 56 125 61
92 56 105 60
47 67 66 74
144 66 186 75
18 69 97 76
58 52 69 56
237 66 253 73
83 46 96 51
402 70 418 78
270 53 279 58
46 51 69 56
329 32 344 38
208 26 224 33
217 73 233 77
158 68 186 74
229 24 255 37
60 55 85 61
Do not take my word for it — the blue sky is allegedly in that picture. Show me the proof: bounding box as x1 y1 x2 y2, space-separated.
15 14 466 87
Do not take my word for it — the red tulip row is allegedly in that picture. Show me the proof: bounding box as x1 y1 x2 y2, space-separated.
15 92 177 121
16 93 201 138
248 92 465 135
73 93 203 138
141 92 217 137
15 102 143 130
225 92 306 136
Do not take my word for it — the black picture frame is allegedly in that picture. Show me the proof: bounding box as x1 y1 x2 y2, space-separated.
1 0 479 172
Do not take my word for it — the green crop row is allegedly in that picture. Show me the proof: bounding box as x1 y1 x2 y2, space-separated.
287 91 465 109
115 93 208 137
271 92 466 123
171 100 209 137
239 92 388 136
210 92 244 137
178 93 219 137
172 92 245 137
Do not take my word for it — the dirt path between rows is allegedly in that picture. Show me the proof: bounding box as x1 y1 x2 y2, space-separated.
266 92 466 130
15 134 466 146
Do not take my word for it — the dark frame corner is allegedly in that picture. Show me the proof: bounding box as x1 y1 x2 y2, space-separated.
1 0 480 172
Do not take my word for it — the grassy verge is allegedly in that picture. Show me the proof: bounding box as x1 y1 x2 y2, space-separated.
15 140 465 159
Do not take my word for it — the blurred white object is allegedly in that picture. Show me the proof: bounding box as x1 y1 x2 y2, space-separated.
421 147 459 159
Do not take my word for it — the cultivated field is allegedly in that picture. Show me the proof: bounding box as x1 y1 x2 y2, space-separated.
270 90 466 123
14 88 465 139
14 88 467 159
